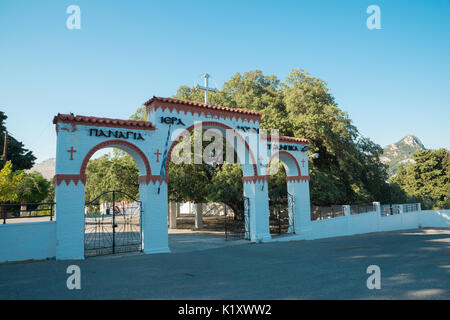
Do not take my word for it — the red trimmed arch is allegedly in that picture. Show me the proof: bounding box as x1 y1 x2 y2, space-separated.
79 139 151 184
165 121 258 183
268 151 302 177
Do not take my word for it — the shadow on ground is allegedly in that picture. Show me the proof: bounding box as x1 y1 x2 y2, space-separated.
0 228 448 299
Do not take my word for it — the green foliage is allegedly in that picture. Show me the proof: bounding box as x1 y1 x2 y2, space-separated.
0 161 23 203
268 162 287 200
108 68 450 209
167 129 231 204
85 151 139 202
440 191 450 209
0 112 36 170
18 171 50 203
392 149 450 209
168 161 216 203
206 163 244 218
44 180 55 202
130 107 147 121
174 69 389 205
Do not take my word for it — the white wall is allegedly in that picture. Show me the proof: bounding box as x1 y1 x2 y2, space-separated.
1 209 448 263
275 208 450 242
420 210 450 228
0 221 56 263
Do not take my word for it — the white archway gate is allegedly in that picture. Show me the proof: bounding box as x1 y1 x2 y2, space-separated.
53 97 312 260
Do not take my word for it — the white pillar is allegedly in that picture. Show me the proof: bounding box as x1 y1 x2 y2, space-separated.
169 201 177 229
195 203 203 229
373 202 381 215
167 201 171 226
140 181 170 254
287 179 312 236
243 177 271 242
55 180 85 260
343 205 351 216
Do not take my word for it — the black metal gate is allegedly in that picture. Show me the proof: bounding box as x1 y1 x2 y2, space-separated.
84 191 142 257
269 192 294 235
224 196 250 240
287 192 294 233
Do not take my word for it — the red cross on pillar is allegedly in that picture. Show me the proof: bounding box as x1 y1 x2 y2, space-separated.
67 146 77 160
258 156 267 167
301 159 306 167
154 149 162 163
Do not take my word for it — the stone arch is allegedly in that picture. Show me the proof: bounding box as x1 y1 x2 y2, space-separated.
267 151 301 177
79 139 151 183
164 121 258 182
266 150 305 235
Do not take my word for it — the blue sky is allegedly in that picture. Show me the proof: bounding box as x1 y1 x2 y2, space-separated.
0 0 449 163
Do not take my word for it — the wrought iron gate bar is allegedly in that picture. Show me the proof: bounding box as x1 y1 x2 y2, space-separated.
84 190 142 257
269 193 294 236
224 197 250 241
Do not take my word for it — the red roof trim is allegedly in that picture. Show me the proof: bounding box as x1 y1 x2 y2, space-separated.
53 114 156 130
138 175 163 185
261 134 309 145
145 96 261 123
54 174 85 186
286 176 310 183
242 176 269 184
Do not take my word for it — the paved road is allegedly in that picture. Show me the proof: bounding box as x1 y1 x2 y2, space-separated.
0 228 449 299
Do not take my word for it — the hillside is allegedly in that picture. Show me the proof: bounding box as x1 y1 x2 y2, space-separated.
381 135 426 172
28 158 55 181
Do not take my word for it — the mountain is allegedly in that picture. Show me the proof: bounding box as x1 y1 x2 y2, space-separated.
28 158 55 181
381 135 426 172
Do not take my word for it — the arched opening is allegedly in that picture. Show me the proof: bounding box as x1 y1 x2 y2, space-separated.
164 122 255 251
81 140 150 257
267 151 300 236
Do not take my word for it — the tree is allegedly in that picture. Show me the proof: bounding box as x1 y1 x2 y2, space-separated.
0 161 23 203
206 163 244 219
167 130 224 205
44 179 55 202
168 162 216 204
17 172 50 203
85 151 140 202
392 149 450 209
173 69 389 205
284 69 388 204
0 112 36 170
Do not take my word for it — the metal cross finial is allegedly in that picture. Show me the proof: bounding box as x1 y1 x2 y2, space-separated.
194 73 218 105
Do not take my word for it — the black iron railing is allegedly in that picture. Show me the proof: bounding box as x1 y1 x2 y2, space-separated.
310 205 345 221
1 202 55 224
403 203 419 213
350 203 376 215
380 204 401 216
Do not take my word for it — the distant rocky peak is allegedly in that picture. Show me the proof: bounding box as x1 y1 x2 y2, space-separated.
381 135 426 172
399 135 425 149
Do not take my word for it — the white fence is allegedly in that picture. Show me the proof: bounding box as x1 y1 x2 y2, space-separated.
1 202 449 263
177 202 235 216
0 221 56 263
286 203 450 242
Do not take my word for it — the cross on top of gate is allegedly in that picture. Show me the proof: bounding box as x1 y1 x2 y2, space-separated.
194 73 218 105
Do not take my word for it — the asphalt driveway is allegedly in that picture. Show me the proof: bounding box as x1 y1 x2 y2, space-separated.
0 228 448 299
